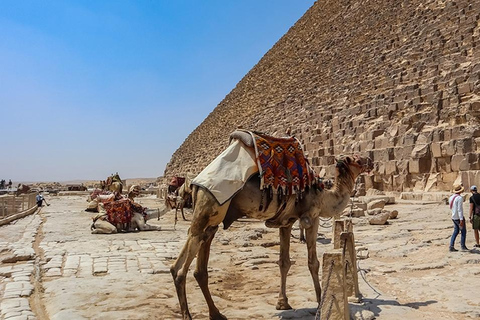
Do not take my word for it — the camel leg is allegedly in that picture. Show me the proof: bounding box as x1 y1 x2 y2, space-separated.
171 188 230 320
299 225 306 243
170 231 203 320
91 219 117 234
276 225 293 310
194 226 226 320
305 217 321 306
181 202 187 221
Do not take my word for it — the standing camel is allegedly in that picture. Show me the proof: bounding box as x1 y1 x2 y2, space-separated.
170 133 373 320
174 176 193 223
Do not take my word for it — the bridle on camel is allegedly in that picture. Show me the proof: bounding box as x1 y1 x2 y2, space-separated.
336 155 371 184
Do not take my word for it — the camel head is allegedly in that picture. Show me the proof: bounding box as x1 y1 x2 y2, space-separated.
128 185 141 199
335 154 373 183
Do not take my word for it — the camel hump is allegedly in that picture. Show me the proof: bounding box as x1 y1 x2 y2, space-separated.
229 129 254 147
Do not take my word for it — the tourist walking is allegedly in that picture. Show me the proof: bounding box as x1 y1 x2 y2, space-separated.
449 184 469 252
469 185 480 248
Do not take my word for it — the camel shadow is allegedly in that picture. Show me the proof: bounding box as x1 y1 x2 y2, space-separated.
317 238 331 245
276 307 317 319
362 297 437 316
275 298 437 319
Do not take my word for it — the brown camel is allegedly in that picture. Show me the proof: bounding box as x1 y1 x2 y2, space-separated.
174 176 193 223
170 151 373 320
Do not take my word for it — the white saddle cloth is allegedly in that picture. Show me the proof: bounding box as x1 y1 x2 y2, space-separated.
192 139 258 205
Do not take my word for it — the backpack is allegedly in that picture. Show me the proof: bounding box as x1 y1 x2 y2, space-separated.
472 194 480 215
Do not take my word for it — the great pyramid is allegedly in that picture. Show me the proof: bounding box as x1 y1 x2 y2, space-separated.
164 0 480 193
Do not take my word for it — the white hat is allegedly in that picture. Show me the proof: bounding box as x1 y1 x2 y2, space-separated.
471 185 477 191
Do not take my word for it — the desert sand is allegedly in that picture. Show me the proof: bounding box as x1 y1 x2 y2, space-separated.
1 193 479 320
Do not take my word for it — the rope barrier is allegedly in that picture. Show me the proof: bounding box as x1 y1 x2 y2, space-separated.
315 260 335 320
357 259 381 298
325 294 335 320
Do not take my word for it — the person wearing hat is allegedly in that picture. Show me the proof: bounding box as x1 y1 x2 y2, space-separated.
469 185 480 248
449 184 469 252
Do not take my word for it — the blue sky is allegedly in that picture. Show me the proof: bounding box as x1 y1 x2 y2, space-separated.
0 1 315 182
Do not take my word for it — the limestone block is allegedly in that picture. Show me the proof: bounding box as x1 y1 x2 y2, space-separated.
389 210 399 219
411 144 430 159
393 147 404 159
365 189 385 196
350 304 375 320
342 208 365 217
373 149 389 162
367 200 386 210
432 128 445 142
354 202 367 210
417 132 432 144
467 153 480 170
441 140 456 157
444 129 452 141
373 174 383 183
367 208 382 216
457 82 472 95
364 175 374 191
397 160 409 174
404 133 418 145
431 142 442 157
456 138 473 154
437 157 452 173
451 155 468 171
409 157 432 174
385 161 397 175
368 212 390 225
451 126 470 140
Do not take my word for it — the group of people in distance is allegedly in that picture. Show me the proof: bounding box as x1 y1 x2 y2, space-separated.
449 184 480 252
0 179 12 190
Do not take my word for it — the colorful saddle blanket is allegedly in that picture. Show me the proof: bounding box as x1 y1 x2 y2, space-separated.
103 199 144 226
252 131 314 195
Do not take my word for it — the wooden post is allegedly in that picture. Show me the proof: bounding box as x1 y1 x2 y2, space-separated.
321 250 349 320
11 195 16 216
333 219 345 249
1 198 5 218
341 232 361 301
344 219 353 233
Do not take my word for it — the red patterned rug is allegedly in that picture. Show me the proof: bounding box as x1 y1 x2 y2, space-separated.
251 131 315 195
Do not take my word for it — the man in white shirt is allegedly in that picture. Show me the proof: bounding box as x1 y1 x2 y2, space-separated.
449 184 469 252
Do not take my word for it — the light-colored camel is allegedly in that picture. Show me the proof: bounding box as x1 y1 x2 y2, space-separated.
91 185 163 233
104 173 123 194
170 153 373 320
174 176 193 223
91 203 164 233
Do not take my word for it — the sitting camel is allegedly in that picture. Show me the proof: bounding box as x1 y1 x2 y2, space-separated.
170 130 373 320
103 172 123 195
90 185 163 233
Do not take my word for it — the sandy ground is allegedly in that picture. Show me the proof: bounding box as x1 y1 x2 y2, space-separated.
1 194 479 320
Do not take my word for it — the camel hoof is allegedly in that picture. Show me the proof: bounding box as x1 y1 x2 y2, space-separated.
210 312 227 320
276 299 292 310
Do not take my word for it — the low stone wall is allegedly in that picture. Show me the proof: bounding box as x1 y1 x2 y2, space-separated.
0 205 38 227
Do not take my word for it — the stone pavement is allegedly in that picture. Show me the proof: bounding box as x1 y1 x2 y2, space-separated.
2 194 480 320
0 195 185 320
